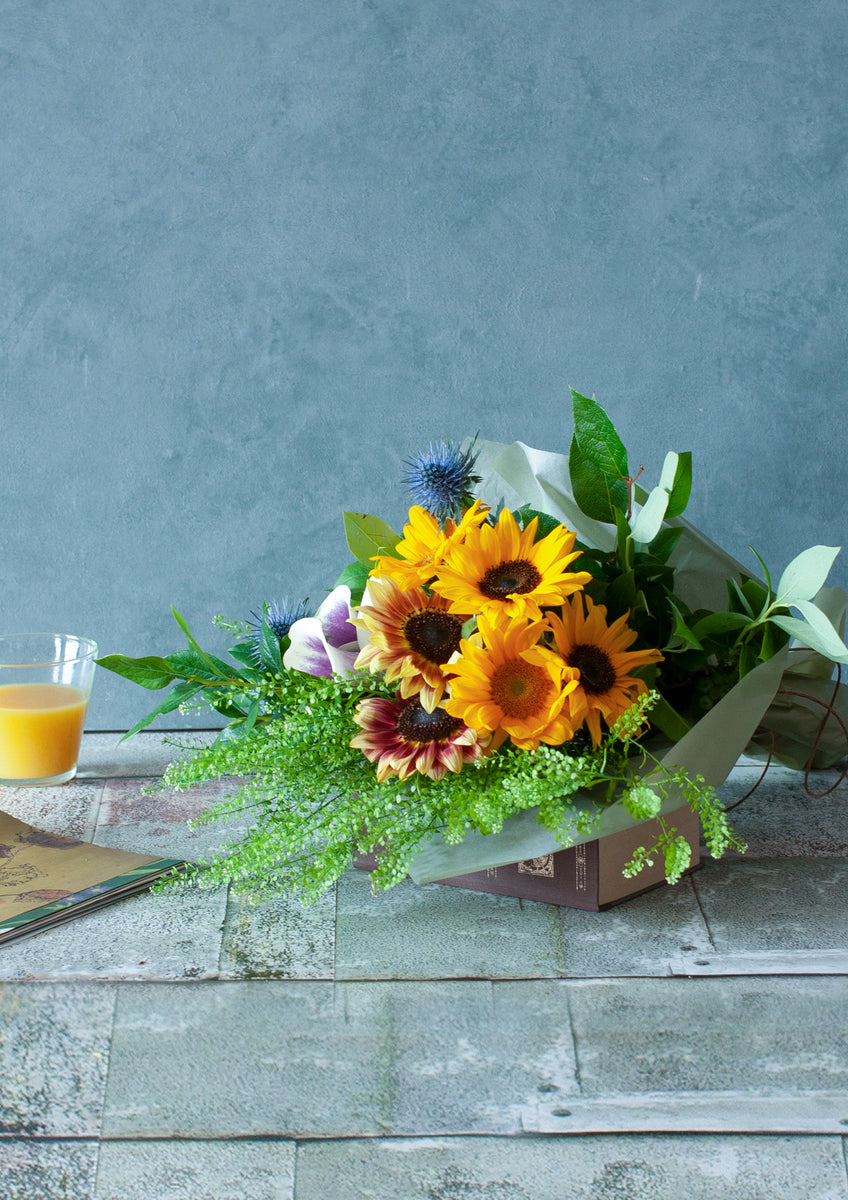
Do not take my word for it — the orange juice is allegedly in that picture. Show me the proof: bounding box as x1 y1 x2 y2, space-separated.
0 683 89 781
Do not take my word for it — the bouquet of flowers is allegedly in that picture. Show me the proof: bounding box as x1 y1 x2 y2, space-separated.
98 391 848 902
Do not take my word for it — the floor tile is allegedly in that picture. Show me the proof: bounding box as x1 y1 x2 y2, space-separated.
0 885 228 981
692 857 848 954
293 1134 848 1200
555 876 713 976
0 1139 99 1200
0 983 115 1136
717 766 848 856
334 868 565 979
219 885 335 979
0 781 103 842
94 1138 295 1200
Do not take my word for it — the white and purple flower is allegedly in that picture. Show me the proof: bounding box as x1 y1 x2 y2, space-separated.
282 585 361 678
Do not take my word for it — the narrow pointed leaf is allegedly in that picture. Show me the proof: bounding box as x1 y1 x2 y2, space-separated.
119 680 201 740
775 545 841 607
95 654 176 690
771 599 848 663
659 450 693 519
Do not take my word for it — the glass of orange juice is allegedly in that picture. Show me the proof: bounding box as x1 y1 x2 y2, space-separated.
0 634 98 786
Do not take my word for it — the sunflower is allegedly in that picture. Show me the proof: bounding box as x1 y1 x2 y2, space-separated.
547 595 664 744
430 507 591 622
443 611 582 751
371 499 489 590
351 694 487 782
351 577 466 711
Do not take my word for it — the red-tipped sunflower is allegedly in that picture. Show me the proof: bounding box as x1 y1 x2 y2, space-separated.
547 595 664 744
351 694 487 782
443 611 582 751
351 577 466 711
371 499 489 590
430 508 591 622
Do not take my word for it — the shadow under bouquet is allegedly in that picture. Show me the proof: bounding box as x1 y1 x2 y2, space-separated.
98 391 848 904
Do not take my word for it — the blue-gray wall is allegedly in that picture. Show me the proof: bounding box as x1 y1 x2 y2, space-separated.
2 0 846 730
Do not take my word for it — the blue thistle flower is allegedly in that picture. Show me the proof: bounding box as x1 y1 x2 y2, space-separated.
246 598 310 665
402 438 481 523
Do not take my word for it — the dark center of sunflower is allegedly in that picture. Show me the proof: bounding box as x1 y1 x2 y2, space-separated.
479 559 542 600
566 644 617 695
402 610 463 664
396 698 464 744
490 660 552 720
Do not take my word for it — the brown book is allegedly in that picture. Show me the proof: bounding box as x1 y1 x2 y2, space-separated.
0 808 184 945
357 806 700 911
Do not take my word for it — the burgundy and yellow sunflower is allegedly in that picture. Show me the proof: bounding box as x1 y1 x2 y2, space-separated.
547 595 664 744
371 499 489 590
351 577 466 711
430 508 591 622
350 694 487 782
443 611 582 751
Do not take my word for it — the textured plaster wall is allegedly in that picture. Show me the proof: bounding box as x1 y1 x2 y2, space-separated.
1 0 846 729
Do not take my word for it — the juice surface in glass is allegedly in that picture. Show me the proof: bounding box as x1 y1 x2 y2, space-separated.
0 682 89 780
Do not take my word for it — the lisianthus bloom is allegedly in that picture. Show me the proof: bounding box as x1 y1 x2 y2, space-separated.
350 694 487 782
371 499 489 590
444 611 582 751
351 576 466 711
547 595 664 744
430 507 592 622
282 586 360 678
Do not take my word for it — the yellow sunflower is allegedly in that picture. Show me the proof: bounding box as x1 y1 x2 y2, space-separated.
443 611 582 751
371 499 489 590
547 595 664 744
430 507 591 622
351 576 466 711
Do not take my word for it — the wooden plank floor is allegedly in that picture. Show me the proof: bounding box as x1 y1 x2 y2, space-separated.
1 733 847 1198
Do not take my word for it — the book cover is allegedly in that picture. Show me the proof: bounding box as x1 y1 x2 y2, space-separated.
0 808 183 945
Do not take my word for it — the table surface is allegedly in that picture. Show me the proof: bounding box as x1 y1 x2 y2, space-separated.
1 731 848 1200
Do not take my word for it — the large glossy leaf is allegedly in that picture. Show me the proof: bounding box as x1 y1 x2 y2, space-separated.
568 389 630 523
342 512 402 565
659 450 693 519
95 654 176 690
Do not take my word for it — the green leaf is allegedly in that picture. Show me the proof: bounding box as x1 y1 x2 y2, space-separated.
774 545 841 607
690 611 753 641
335 560 371 605
244 693 262 733
228 641 259 668
165 649 241 681
648 526 684 564
171 609 232 679
649 696 692 740
659 450 693 519
95 654 177 690
511 505 562 540
342 512 402 565
771 600 848 663
119 680 201 740
570 388 629 477
568 389 630 523
630 484 670 544
665 601 703 651
259 612 284 675
726 579 756 618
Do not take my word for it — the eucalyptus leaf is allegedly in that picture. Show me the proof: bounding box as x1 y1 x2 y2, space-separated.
659 450 693 519
95 654 176 690
771 599 848 664
774 545 841 607
342 512 402 565
630 484 670 544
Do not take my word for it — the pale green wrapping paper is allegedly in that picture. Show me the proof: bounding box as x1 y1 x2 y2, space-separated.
408 438 846 885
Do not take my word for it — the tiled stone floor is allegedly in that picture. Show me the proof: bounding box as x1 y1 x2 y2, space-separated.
1 732 847 1198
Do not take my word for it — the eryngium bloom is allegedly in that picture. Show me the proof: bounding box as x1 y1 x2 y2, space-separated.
350 694 487 782
431 508 591 622
247 598 311 665
352 576 466 711
547 595 664 744
444 611 582 751
403 438 481 522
